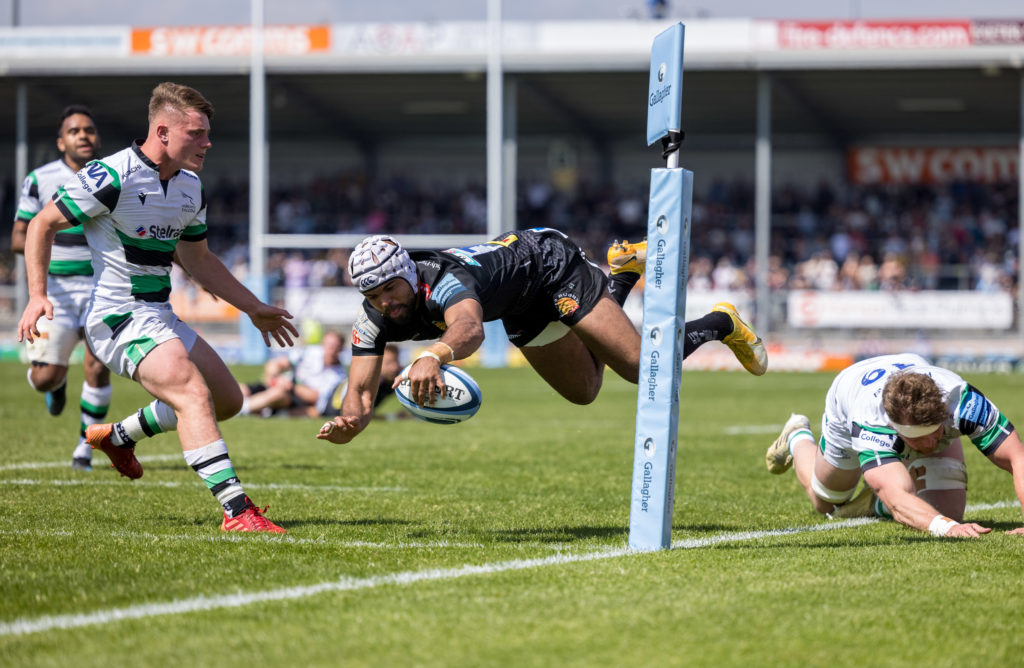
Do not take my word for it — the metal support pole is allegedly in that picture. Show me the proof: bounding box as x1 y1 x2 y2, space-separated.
249 0 266 286
1018 70 1024 344
502 75 517 232
755 74 772 334
245 0 269 362
15 83 28 316
486 0 503 238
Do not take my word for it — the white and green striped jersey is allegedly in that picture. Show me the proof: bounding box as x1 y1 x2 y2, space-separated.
829 353 1015 469
16 158 93 277
53 142 207 308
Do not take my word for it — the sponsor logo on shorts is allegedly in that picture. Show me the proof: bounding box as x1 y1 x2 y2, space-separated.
825 443 852 460
487 233 518 247
556 294 580 316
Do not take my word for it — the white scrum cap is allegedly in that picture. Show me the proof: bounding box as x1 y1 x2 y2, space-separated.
348 235 419 294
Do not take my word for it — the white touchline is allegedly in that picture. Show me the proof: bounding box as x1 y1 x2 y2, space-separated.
0 454 181 471
0 527 486 550
0 516 888 638
0 501 1015 637
0 479 405 493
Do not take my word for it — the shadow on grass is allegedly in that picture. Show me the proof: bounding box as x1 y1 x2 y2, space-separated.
285 517 417 529
684 535 933 550
976 520 1024 533
489 525 627 544
672 523 746 533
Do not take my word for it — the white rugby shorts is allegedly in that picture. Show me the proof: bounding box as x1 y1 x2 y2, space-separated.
86 301 198 379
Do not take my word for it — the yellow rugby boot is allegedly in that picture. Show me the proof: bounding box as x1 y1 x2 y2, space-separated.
607 240 647 275
713 302 767 376
765 413 811 474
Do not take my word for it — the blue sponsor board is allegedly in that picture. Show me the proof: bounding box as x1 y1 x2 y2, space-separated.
646 23 685 146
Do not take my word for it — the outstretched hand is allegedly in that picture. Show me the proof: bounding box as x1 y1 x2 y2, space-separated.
1004 527 1024 536
16 296 54 344
946 522 992 538
248 303 299 347
316 416 362 444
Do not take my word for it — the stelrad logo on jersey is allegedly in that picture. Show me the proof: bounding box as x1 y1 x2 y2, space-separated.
144 224 182 240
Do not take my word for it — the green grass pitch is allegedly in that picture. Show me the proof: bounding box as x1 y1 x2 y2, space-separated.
1 360 1023 666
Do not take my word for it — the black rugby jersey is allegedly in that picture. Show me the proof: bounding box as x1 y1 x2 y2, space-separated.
350 229 560 355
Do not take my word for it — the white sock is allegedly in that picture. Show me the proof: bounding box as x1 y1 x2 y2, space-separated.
72 439 93 460
111 400 178 446
788 429 814 455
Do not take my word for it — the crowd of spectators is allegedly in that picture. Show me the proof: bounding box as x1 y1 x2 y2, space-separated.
2 172 1019 298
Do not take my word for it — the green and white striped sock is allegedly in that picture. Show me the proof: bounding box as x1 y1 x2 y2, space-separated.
76 382 113 458
110 399 178 447
183 439 248 516
79 382 112 441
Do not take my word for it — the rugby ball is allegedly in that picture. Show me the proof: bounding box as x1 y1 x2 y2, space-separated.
395 364 482 424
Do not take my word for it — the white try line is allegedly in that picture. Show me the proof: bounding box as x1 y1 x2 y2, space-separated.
0 527 484 550
0 479 405 493
0 516 889 638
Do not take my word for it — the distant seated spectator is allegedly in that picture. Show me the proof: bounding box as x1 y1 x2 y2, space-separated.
240 330 347 418
877 252 907 291
687 256 713 291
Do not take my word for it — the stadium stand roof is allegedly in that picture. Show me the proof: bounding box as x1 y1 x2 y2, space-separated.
0 19 1021 150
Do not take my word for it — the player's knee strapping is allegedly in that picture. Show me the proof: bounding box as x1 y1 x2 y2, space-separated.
810 472 857 505
908 457 968 492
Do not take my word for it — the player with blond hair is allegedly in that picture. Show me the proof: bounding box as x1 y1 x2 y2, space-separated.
18 82 298 533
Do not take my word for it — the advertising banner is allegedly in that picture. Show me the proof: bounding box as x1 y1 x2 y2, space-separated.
848 146 1018 185
130 25 329 56
787 290 1014 329
777 20 971 49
